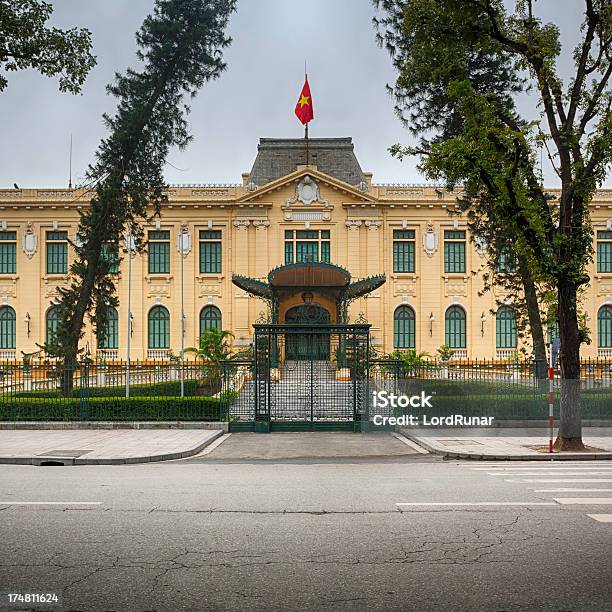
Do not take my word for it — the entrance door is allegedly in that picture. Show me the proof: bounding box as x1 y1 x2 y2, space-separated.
284 304 330 360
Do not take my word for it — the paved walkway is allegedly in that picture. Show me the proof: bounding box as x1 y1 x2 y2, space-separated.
189 432 425 461
402 427 612 460
0 429 223 465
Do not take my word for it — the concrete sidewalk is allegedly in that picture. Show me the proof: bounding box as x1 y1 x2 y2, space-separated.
0 429 223 465
402 427 612 460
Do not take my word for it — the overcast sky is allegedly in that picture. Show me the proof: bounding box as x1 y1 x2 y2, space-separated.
1 0 609 188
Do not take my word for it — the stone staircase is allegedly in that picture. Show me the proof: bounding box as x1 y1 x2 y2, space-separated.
232 360 363 421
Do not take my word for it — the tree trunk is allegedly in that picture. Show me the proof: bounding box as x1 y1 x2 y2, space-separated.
555 282 584 450
517 254 547 379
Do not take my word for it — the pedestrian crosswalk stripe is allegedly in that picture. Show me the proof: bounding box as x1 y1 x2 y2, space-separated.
553 498 612 505
587 514 612 523
396 502 556 507
488 472 612 476
505 478 612 483
531 488 612 492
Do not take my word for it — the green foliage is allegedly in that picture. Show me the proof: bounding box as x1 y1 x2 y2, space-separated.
374 0 612 439
0 0 96 92
436 345 455 361
1 395 225 421
387 349 430 372
185 328 234 394
50 0 236 392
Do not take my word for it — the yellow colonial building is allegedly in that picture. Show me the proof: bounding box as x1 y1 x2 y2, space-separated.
1 137 611 361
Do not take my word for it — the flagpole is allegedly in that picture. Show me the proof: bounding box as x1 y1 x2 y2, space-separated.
304 60 309 165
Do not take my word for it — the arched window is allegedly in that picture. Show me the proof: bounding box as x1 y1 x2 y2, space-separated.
0 306 16 349
394 305 415 349
200 305 221 336
148 306 169 349
598 306 612 348
496 306 517 348
98 307 118 350
46 306 61 345
445 306 466 349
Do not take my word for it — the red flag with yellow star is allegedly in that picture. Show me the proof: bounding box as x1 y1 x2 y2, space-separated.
294 78 314 125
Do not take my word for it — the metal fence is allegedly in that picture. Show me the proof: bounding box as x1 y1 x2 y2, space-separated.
0 360 227 422
1 358 611 422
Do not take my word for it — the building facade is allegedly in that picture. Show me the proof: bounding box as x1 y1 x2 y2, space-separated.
1 137 612 361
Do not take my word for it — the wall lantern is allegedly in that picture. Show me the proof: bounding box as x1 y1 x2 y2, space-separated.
480 312 487 336
429 312 435 337
24 312 31 337
301 291 314 305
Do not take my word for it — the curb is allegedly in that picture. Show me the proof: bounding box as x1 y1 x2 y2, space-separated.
400 432 612 461
0 429 224 466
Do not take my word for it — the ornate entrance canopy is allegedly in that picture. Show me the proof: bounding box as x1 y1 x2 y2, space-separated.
232 261 385 323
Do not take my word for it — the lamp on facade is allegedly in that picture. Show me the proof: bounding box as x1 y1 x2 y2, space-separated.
480 312 487 336
129 313 134 338
429 312 435 337
24 312 31 337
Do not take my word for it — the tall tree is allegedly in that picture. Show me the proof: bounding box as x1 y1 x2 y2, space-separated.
49 0 236 393
376 1 549 369
0 0 95 92
375 0 611 449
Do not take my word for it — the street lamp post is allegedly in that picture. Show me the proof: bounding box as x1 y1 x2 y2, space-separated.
178 225 190 398
125 233 136 398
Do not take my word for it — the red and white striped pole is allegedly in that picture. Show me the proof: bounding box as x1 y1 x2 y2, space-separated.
548 347 555 454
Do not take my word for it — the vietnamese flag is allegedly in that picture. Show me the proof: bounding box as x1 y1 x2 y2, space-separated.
294 78 314 125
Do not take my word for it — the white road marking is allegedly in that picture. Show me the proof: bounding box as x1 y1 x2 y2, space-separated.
0 501 103 505
487 471 612 477
396 502 556 507
531 488 612 493
553 498 612 505
505 478 612 483
474 467 612 471
587 514 612 523
392 433 429 454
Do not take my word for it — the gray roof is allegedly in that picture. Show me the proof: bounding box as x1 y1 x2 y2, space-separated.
248 137 365 187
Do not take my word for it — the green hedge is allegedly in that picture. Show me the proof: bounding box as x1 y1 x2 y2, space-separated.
1 395 226 421
13 379 200 399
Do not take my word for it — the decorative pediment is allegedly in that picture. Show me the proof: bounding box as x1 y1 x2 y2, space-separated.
287 175 329 207
236 166 378 205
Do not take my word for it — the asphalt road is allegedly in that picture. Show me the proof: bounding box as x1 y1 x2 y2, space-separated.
0 433 611 612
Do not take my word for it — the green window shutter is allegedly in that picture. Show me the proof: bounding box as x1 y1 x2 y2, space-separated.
46 307 61 344
199 242 221 273
547 320 559 344
148 306 169 348
148 241 170 274
445 306 466 348
0 243 16 274
598 306 612 348
285 241 294 264
46 232 68 274
296 241 318 262
444 241 465 273
393 241 415 273
0 306 16 349
98 308 118 349
321 241 330 263
200 306 221 336
496 307 517 348
394 306 415 349
101 243 119 274
597 241 612 273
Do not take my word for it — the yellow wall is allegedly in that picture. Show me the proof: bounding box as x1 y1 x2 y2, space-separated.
1 168 611 360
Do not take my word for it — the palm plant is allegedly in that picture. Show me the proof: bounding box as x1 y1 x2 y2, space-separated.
185 328 234 395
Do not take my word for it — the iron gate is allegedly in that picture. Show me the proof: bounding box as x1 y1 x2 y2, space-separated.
223 324 371 432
